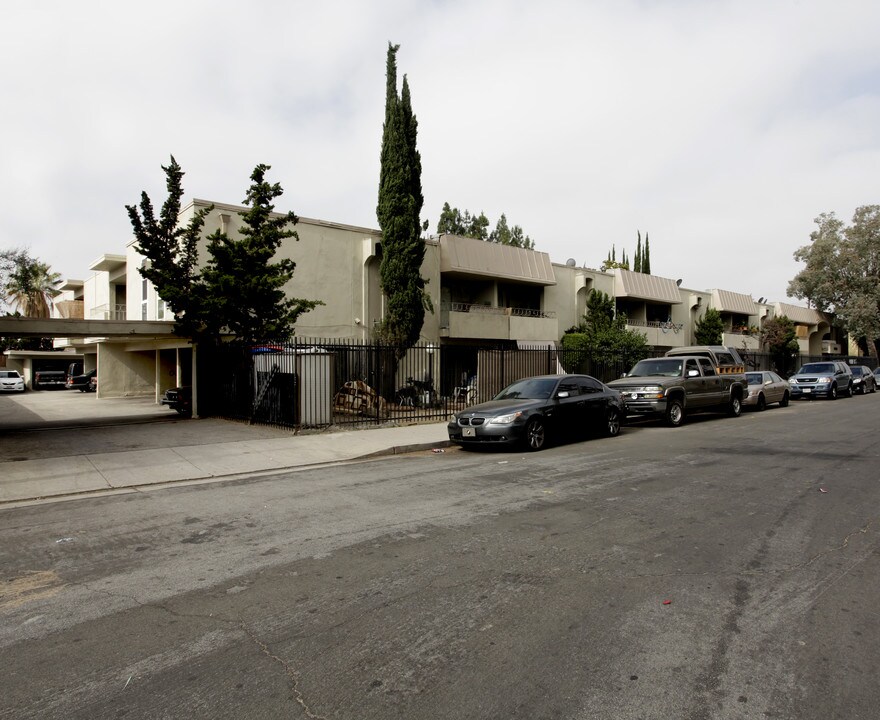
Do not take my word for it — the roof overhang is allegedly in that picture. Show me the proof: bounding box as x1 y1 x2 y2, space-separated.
89 254 127 273
711 289 757 315
439 234 556 286
776 302 827 326
0 317 178 338
614 269 683 304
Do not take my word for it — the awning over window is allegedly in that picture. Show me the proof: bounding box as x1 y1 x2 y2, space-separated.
711 289 756 315
613 269 682 304
439 234 556 285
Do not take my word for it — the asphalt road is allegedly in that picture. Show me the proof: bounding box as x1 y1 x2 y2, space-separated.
2 395 880 719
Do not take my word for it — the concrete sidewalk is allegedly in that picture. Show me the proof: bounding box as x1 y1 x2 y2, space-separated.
0 393 452 507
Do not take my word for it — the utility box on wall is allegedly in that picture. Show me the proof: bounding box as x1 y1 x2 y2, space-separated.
252 347 333 426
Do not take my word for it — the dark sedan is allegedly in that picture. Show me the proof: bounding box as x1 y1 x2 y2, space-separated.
447 374 625 451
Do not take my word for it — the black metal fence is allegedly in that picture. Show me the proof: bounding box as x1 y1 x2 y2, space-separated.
195 339 877 430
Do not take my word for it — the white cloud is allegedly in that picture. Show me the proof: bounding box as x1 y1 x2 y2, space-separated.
1 0 879 306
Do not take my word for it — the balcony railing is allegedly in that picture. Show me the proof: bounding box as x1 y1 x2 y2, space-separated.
445 302 555 319
90 303 127 320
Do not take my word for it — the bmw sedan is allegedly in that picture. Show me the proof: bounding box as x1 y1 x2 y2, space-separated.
447 374 625 451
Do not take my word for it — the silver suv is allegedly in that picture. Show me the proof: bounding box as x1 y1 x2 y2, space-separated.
788 361 853 400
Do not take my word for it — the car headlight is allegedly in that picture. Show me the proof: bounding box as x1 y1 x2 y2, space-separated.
630 386 664 398
488 411 523 425
748 389 759 396
816 376 832 384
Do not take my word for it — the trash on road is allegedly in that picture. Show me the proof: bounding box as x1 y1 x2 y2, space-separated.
819 488 828 493
432 448 445 453
662 599 672 605
55 537 75 544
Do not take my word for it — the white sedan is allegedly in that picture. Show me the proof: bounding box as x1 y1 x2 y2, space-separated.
0 370 25 392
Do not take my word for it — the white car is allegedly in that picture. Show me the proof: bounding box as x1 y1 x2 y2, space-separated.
0 370 26 392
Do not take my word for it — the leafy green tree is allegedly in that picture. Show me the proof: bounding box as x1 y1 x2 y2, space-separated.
600 245 629 271
694 308 724 345
489 213 534 249
200 164 323 344
129 157 321 344
127 156 210 338
376 43 431 353
1 249 61 318
436 204 532 247
788 206 880 356
562 290 650 376
761 315 799 376
437 203 489 239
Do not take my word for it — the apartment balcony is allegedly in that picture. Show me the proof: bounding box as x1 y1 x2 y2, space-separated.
440 302 558 341
90 304 127 321
626 319 689 347
722 331 761 351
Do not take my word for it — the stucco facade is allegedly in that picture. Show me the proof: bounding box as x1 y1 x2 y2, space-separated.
45 197 847 400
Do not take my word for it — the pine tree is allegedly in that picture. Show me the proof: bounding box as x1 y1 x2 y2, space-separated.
200 164 322 344
376 43 430 354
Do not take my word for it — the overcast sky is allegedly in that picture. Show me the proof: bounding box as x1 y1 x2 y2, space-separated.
3 0 878 306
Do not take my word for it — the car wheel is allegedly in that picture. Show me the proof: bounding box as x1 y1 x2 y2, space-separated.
665 399 685 427
756 394 766 411
728 394 742 417
780 391 790 407
605 407 621 437
524 417 546 451
829 384 838 400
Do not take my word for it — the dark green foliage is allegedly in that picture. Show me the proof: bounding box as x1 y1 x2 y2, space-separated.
694 308 724 345
376 43 430 355
128 157 321 344
562 290 650 367
634 232 642 273
788 206 880 357
127 156 210 339
200 164 323 345
761 315 799 375
643 233 651 274
437 203 490 239
436 204 534 248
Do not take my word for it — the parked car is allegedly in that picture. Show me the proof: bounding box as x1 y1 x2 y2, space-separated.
742 371 791 410
447 374 624 451
32 369 67 389
66 368 97 392
161 386 192 416
0 369 26 392
788 361 853 400
848 365 877 394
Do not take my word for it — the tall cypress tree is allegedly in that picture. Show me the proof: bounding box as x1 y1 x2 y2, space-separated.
643 233 651 274
634 231 642 273
376 43 429 355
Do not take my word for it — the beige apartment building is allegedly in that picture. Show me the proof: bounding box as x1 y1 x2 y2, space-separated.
44 198 843 400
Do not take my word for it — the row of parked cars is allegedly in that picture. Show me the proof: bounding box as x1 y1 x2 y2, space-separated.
447 350 880 451
0 366 98 393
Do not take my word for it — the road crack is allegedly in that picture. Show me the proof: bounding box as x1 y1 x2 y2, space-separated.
239 620 327 720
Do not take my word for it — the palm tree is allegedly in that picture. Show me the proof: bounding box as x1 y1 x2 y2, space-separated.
3 254 61 318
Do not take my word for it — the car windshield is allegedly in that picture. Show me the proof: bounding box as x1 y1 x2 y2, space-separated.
494 377 558 400
798 363 835 374
746 373 764 385
850 367 864 376
626 359 683 378
0 371 20 378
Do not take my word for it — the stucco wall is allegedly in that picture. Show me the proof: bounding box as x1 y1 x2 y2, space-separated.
97 345 156 398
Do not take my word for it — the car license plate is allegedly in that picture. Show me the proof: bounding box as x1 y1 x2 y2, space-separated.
463 427 476 437
803 388 811 393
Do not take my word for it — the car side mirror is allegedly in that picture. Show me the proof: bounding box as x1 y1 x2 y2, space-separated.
557 391 570 398
620 372 628 378
687 369 700 377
